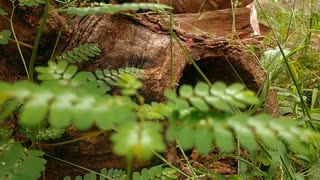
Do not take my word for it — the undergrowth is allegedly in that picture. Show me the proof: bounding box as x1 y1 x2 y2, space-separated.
0 0 320 180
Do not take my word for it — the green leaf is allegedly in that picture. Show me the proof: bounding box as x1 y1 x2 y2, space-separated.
37 127 65 141
0 140 46 180
49 93 75 128
56 61 68 74
234 91 259 105
189 96 209 112
166 124 178 141
164 89 177 101
71 96 95 130
248 115 280 150
177 126 194 149
111 122 165 160
213 125 234 153
0 100 19 121
210 82 227 97
229 116 257 152
179 85 193 98
0 30 12 45
174 99 190 111
20 96 49 127
0 8 8 16
194 82 209 97
63 65 78 79
194 127 213 154
205 96 232 113
94 105 114 130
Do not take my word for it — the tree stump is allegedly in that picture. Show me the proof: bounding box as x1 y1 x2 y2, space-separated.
0 1 277 178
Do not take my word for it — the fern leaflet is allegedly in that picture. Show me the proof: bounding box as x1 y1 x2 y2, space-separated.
37 127 65 140
56 43 101 63
35 60 144 94
64 165 177 180
0 81 137 130
0 139 46 180
165 82 320 155
58 3 173 16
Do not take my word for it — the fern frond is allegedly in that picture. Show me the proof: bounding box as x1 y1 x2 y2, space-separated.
56 43 101 63
167 109 320 156
35 60 144 94
0 139 46 180
165 82 320 155
58 3 173 16
165 82 259 113
37 127 65 140
0 81 137 130
94 67 144 87
64 168 126 180
64 165 177 180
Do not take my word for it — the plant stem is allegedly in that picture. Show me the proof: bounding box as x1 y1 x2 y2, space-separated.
152 150 191 178
49 18 68 61
38 130 105 146
176 140 199 179
28 0 50 81
10 4 29 79
126 154 133 180
169 0 174 89
8 38 33 49
45 154 115 180
157 14 212 86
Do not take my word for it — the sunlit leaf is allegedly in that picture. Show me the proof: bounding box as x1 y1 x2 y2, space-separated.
179 85 193 98
111 122 165 160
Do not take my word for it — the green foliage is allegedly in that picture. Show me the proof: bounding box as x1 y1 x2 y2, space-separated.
0 80 137 130
0 8 8 16
166 82 259 114
0 127 13 139
111 122 165 160
1 0 320 178
0 30 11 45
64 166 177 180
35 60 144 94
0 139 46 180
165 82 320 156
56 43 101 63
132 166 177 180
64 168 126 180
37 127 65 140
137 102 172 120
58 3 173 16
18 0 45 7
